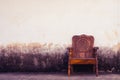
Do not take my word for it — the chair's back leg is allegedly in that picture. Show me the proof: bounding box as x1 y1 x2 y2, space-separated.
93 64 96 72
96 59 98 76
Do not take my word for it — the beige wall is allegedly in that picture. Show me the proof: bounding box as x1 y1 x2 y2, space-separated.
0 0 120 46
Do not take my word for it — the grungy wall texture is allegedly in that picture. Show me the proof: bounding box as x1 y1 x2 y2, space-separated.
0 0 120 46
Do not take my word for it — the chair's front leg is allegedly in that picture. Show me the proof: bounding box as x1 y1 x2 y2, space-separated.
68 47 73 76
68 64 71 76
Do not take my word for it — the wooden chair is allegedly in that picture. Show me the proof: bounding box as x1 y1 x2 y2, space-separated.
68 34 99 76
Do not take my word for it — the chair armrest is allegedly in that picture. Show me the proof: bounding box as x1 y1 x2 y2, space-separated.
93 47 99 57
94 47 99 51
67 47 73 59
67 47 72 51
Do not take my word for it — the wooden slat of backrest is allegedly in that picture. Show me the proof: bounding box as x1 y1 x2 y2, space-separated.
72 34 94 58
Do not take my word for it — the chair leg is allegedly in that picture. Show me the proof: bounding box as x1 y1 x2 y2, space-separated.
71 65 74 74
96 61 98 76
68 64 71 76
93 64 95 72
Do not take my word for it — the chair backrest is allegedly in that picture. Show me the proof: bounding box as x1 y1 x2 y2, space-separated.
72 34 94 58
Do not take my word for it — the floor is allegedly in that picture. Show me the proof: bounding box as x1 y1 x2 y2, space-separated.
0 72 119 80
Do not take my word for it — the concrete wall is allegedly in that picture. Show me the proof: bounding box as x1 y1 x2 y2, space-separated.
0 0 120 46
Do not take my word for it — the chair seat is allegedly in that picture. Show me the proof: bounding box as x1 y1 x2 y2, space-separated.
69 58 96 64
